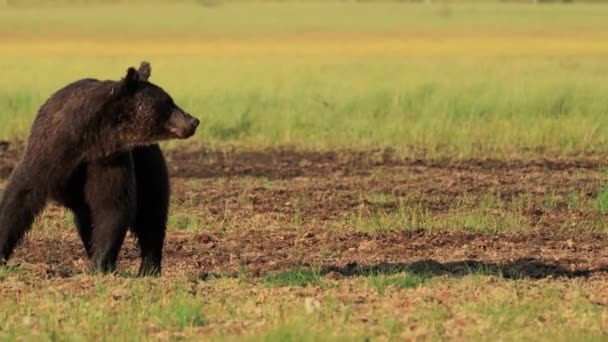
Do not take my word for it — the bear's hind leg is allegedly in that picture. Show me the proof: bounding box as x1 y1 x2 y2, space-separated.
90 208 131 273
0 171 47 262
61 165 94 258
132 145 169 276
86 153 136 274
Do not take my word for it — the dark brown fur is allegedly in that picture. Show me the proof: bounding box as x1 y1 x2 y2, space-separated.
0 62 199 276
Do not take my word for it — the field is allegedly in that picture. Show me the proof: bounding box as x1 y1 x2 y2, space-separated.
2 1 608 340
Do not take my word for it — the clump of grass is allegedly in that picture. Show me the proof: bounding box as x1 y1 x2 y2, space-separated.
542 189 559 209
593 186 608 212
365 192 399 206
162 298 207 329
352 198 432 233
289 200 303 229
564 192 584 209
449 210 527 233
367 272 432 294
0 264 21 280
463 264 505 281
168 213 201 231
258 176 273 189
353 192 529 234
479 192 504 210
263 268 323 287
246 319 357 342
453 211 491 231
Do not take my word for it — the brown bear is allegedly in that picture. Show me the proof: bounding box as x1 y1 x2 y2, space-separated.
0 62 199 276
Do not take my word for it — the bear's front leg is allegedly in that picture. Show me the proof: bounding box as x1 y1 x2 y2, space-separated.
131 145 170 276
0 168 47 262
85 153 136 274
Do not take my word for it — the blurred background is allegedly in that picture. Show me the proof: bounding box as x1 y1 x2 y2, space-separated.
1 0 608 158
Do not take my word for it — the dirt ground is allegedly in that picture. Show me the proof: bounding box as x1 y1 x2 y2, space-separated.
1 142 608 281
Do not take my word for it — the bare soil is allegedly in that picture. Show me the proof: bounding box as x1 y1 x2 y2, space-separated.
1 144 608 281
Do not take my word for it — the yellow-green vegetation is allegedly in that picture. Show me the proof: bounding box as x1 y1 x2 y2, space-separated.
1 2 608 157
1 267 608 340
350 189 608 234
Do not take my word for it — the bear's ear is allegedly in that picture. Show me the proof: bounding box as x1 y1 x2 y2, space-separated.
138 61 151 81
123 67 139 92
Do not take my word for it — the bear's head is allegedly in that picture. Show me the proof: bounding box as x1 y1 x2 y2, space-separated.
109 62 199 149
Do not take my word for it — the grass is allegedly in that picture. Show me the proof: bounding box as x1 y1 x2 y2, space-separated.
366 271 432 294
593 187 608 212
352 201 434 232
2 267 607 341
168 213 202 231
263 268 323 288
0 2 608 157
351 192 531 233
0 264 21 280
346 185 608 234
0 277 208 340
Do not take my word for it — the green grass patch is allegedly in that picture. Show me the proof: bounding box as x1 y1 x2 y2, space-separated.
351 194 528 234
263 268 323 287
451 210 528 233
366 272 432 295
162 297 207 329
0 264 22 280
593 186 608 212
0 278 209 340
243 319 358 342
352 198 433 233
365 192 399 206
0 268 607 340
168 213 202 231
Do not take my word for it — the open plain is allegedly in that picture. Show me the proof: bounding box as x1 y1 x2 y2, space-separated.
1 1 608 340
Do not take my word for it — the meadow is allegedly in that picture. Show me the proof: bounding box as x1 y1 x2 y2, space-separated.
1 1 608 341
1 2 608 157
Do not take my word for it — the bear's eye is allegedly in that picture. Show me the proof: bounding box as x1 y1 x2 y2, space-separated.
138 104 144 111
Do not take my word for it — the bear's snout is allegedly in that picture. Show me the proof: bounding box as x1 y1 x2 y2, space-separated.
191 118 200 131
166 109 199 139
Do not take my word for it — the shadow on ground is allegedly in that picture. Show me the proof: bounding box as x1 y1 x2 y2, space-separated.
319 258 608 280
198 257 608 282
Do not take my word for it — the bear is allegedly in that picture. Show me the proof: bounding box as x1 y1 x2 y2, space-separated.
0 61 199 276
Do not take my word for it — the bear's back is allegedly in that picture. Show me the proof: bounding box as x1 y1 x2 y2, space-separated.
34 78 119 125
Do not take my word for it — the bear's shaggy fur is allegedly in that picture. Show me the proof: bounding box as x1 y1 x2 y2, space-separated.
0 62 199 276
